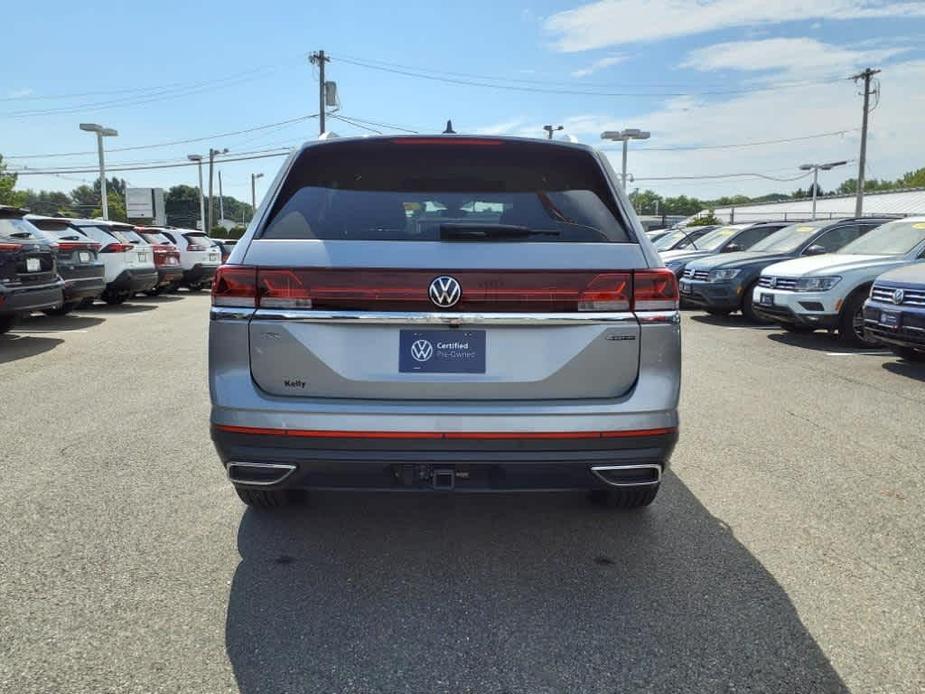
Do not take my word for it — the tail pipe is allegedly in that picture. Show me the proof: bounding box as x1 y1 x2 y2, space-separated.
590 464 662 487
227 461 296 486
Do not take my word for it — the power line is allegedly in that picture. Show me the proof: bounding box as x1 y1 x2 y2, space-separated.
605 128 859 153
636 171 813 182
333 55 851 98
4 114 318 159
10 149 294 176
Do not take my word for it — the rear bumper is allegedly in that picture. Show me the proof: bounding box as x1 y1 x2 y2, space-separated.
211 425 677 491
0 280 64 315
183 264 218 285
109 268 159 293
63 275 106 301
156 267 184 287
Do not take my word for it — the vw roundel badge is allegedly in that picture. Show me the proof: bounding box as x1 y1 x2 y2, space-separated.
892 288 905 305
429 276 462 308
410 339 434 362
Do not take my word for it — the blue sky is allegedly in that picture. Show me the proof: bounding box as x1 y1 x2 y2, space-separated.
2 0 924 206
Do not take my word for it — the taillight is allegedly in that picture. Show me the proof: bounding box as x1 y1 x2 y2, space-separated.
633 269 679 311
57 242 95 252
391 138 503 146
577 273 631 311
0 243 20 252
258 269 314 309
100 242 132 253
212 266 257 307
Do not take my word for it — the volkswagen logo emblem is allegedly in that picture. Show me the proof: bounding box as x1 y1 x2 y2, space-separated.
410 339 434 362
770 277 778 289
429 275 462 308
893 288 905 305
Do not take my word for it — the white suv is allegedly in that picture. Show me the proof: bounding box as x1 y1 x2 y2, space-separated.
753 217 925 345
149 227 221 291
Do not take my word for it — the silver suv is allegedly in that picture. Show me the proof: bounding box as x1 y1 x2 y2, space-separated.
209 136 681 510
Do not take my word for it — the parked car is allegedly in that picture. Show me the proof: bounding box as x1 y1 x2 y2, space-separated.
0 206 64 333
134 228 183 294
661 221 791 278
863 261 925 361
753 217 925 344
680 217 893 322
652 225 718 252
646 228 671 243
211 238 237 264
25 216 105 314
150 227 221 291
209 135 681 510
30 217 158 305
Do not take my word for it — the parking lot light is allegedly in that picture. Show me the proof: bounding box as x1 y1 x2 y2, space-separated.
601 129 651 189
799 160 849 220
79 123 119 220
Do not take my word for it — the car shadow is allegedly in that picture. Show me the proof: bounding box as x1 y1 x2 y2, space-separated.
767 330 887 354
225 476 847 693
689 313 774 329
130 294 185 303
882 359 925 381
81 302 158 314
0 334 63 363
16 314 105 332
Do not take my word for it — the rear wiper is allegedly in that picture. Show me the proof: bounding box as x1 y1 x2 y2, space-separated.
9 231 33 239
439 223 559 241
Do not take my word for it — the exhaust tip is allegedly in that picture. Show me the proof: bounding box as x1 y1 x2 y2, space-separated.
591 464 662 487
227 461 296 486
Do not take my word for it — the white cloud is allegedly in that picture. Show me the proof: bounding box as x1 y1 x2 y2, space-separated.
7 88 33 98
681 37 908 78
572 54 627 77
545 0 925 51
473 118 529 135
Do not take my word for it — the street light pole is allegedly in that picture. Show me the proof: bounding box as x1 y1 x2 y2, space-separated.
80 123 118 220
251 173 264 222
187 154 205 229
601 128 651 189
207 148 228 233
543 124 564 140
799 160 848 220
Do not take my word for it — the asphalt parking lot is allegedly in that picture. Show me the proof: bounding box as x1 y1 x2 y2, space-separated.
0 295 922 694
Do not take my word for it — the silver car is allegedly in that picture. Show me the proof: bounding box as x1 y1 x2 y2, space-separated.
209 135 681 510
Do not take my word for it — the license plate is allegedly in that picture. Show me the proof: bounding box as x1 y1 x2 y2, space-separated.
209 253 219 262
399 330 486 373
759 293 774 306
880 310 901 328
679 280 691 295
78 251 91 263
137 252 147 262
26 257 40 272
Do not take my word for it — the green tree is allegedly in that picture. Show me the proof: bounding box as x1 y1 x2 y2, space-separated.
689 212 720 226
899 167 925 188
661 195 703 216
91 192 127 222
629 189 662 214
165 185 202 228
0 155 27 206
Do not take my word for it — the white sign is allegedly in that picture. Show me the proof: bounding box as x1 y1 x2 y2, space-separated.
126 188 166 225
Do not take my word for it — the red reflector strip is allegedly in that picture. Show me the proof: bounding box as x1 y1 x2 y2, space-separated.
390 138 503 146
214 424 676 439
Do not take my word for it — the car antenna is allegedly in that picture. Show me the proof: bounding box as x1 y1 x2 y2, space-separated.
443 120 456 134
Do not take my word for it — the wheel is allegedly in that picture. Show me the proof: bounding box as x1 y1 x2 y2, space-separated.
144 287 163 297
0 315 15 335
42 302 77 317
781 324 815 334
77 297 96 309
892 346 925 362
741 281 770 323
186 283 202 292
838 289 876 347
705 309 731 316
588 484 660 509
104 291 130 305
235 486 291 509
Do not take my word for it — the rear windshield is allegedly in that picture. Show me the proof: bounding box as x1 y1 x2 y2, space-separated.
109 229 147 245
749 222 824 253
74 225 116 245
0 217 43 240
184 232 209 246
138 231 173 245
837 220 925 255
654 227 712 250
260 140 631 243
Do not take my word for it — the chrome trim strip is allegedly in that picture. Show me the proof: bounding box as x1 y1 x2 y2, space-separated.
211 306 256 321
227 461 296 486
251 309 640 325
590 463 663 487
635 310 680 325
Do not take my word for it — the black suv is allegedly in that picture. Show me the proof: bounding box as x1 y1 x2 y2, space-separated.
27 216 106 314
681 217 893 321
0 206 64 333
864 262 925 361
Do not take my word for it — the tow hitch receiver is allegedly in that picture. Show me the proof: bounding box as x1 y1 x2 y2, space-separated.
432 468 456 490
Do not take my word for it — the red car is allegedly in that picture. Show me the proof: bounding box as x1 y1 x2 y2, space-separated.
135 228 183 295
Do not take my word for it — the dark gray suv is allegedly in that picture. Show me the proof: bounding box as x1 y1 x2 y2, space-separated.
208 136 681 510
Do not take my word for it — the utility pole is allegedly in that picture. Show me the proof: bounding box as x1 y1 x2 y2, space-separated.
218 170 225 223
309 50 330 135
187 155 206 229
852 67 880 217
79 123 118 220
207 147 228 233
251 172 264 222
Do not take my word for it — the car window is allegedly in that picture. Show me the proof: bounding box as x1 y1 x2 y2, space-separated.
261 140 632 243
109 229 148 245
0 218 42 240
749 222 826 253
837 219 925 255
75 225 117 245
730 226 775 249
689 226 740 251
138 232 172 245
809 225 862 253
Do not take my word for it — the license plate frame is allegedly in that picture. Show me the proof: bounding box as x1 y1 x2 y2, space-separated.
399 329 486 374
759 293 774 306
26 257 40 272
880 310 901 328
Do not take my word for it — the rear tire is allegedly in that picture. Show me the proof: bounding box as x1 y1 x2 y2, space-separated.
838 289 875 347
77 297 96 309
43 302 77 317
0 315 15 335
741 281 769 323
144 287 163 297
588 484 660 509
104 291 130 305
186 283 202 292
892 346 925 362
235 487 291 509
